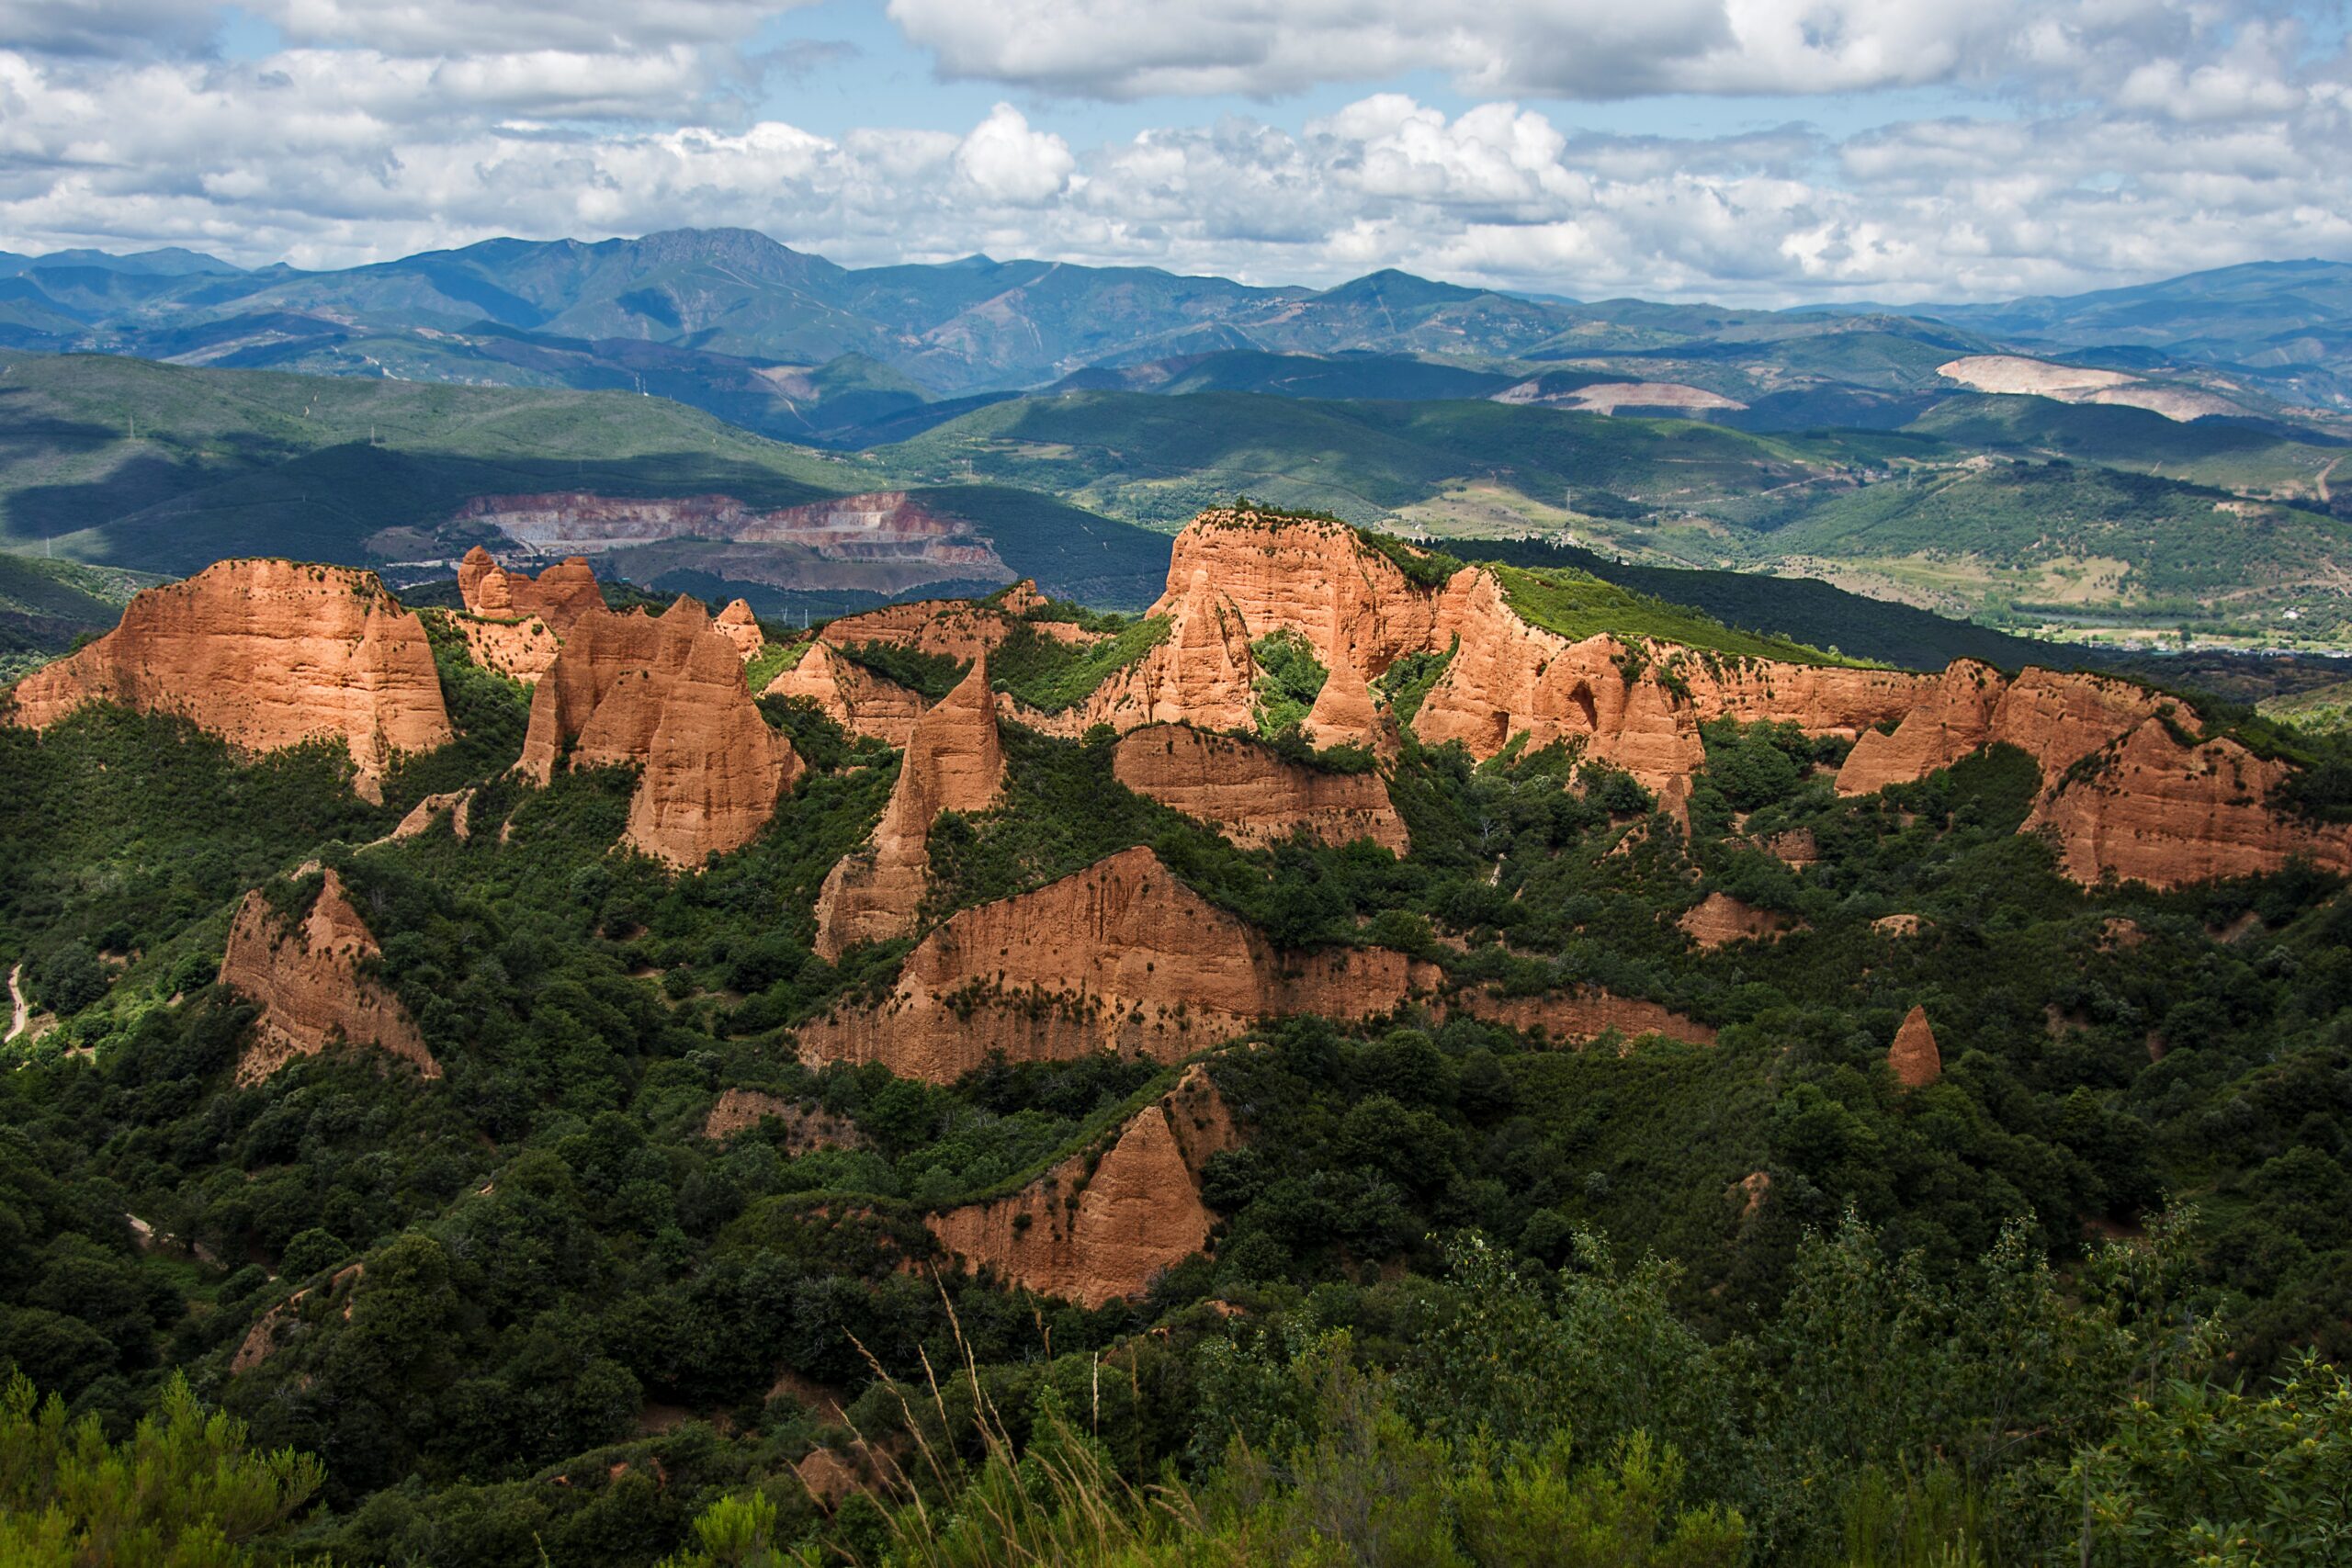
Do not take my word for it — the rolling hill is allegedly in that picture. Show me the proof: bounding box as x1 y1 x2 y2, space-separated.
0 352 1170 606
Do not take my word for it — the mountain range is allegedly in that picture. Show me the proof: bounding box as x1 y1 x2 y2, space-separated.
6 231 2347 446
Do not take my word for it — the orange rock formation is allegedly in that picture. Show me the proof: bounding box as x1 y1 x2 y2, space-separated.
1451 988 1716 1047
813 657 1006 959
390 790 472 841
820 593 1090 663
1677 892 1797 950
795 846 1440 1083
2023 720 2352 889
518 598 801 866
1888 1005 1941 1090
1013 514 1919 786
714 599 766 660
1835 664 2352 888
441 611 560 683
1111 725 1408 853
1300 654 1388 753
927 1064 1238 1305
766 642 929 745
218 869 437 1086
457 547 605 632
6 559 451 803
701 1089 866 1150
1834 663 2163 795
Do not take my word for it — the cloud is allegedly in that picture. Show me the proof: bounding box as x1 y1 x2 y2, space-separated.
0 5 2342 305
244 0 808 57
883 0 2154 102
955 105 1077 205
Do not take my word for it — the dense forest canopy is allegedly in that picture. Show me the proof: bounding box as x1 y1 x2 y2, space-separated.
6 521 2352 1566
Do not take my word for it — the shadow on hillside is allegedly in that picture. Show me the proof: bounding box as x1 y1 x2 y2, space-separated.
6 444 852 573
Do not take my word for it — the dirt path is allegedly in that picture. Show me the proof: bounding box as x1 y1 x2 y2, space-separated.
2320 454 2344 506
6 963 27 1043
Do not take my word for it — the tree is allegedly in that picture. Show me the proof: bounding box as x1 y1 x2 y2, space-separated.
2067 1352 2352 1567
0 1371 328 1567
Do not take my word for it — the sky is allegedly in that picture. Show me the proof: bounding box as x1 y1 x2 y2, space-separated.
0 0 2346 305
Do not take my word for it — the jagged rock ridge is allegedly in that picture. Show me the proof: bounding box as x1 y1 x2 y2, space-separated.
518 597 802 866
457 546 605 632
927 1064 1238 1306
796 846 1440 1083
217 868 437 1086
813 655 1006 959
1111 725 1408 853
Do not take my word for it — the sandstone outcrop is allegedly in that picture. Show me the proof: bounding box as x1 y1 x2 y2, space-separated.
1299 654 1386 753
1888 1005 1941 1090
457 547 604 632
701 1089 866 1150
440 610 560 683
518 598 801 866
795 846 1440 1083
927 1064 1238 1306
1834 665 2352 887
821 596 1069 662
1414 569 1924 786
218 869 437 1087
2023 720 2352 889
1020 565 1260 737
1678 892 1797 950
1835 664 2164 796
1111 725 1408 853
714 599 766 660
232 1262 364 1375
390 790 472 841
1156 513 1442 674
1447 988 1716 1047
6 559 451 803
766 641 929 745
813 657 1006 959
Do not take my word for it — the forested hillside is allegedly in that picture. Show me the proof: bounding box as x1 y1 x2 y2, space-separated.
6 512 2352 1564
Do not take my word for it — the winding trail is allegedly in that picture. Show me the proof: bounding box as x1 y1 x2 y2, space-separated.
6 963 28 1043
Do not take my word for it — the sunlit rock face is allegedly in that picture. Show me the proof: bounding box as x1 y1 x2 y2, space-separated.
6 558 451 803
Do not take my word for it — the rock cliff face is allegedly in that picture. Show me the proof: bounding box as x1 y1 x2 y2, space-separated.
1888 1005 1941 1090
1833 664 2352 887
1414 569 1923 785
820 593 1092 662
1447 988 1716 1047
701 1089 865 1150
6 559 451 803
1300 654 1388 754
714 600 765 660
1111 725 1408 853
218 869 437 1087
441 611 560 683
2024 720 2352 889
1155 513 1442 674
519 598 801 866
1023 565 1260 737
796 846 1441 1083
813 657 1006 959
927 1065 1238 1306
457 547 605 632
766 642 930 745
390 790 472 841
1835 663 2163 795
1677 892 1797 950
